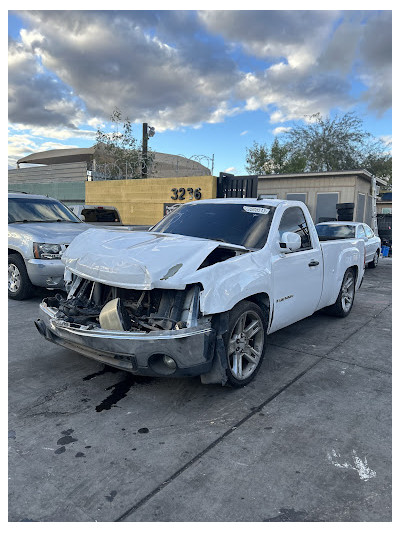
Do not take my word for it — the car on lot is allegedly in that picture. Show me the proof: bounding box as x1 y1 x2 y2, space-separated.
36 198 365 387
8 193 90 300
315 221 381 268
68 204 122 225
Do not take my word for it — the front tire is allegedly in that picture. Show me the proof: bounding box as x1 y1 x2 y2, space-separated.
223 301 268 387
326 268 355 317
8 255 35 300
368 250 379 269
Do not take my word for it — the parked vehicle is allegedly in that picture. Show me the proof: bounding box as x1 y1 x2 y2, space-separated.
316 221 381 268
8 193 90 300
36 199 365 387
68 204 122 225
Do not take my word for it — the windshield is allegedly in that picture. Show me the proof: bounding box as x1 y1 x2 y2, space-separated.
151 202 275 249
8 197 82 224
316 224 355 239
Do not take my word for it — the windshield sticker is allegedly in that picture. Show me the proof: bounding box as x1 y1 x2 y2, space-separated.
243 206 270 215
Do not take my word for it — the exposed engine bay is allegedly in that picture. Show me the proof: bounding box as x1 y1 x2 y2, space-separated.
44 275 204 333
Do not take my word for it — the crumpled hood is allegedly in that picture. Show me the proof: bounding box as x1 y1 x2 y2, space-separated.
9 222 90 243
62 228 237 289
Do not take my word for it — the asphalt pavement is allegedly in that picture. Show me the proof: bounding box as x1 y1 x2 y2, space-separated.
8 258 392 522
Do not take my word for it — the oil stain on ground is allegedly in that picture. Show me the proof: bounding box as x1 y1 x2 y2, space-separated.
54 429 78 454
83 365 120 381
105 490 117 502
95 375 153 412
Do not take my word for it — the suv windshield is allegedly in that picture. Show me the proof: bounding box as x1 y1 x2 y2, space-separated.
8 197 82 224
316 224 355 240
151 202 275 249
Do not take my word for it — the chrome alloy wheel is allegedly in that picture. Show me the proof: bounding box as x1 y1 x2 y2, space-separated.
227 310 265 381
341 272 355 312
373 251 379 267
8 263 21 293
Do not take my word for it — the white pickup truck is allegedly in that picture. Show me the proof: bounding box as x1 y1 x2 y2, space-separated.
36 198 365 387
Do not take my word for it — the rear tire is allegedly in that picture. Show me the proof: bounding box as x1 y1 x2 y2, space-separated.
8 254 35 300
368 250 379 269
325 269 355 318
223 301 268 387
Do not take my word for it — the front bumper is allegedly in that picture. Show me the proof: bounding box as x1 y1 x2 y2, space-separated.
26 259 65 289
36 302 216 377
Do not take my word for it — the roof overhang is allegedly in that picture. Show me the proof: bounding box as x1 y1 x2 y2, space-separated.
17 147 95 166
257 169 387 186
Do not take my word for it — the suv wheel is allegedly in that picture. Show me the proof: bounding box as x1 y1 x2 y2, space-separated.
8 255 35 300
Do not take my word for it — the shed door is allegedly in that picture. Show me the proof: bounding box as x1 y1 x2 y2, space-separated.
356 193 366 222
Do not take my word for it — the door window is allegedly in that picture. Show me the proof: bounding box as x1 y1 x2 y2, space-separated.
278 207 312 250
364 225 374 238
356 225 367 238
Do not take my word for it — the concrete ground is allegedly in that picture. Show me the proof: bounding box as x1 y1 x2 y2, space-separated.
8 259 392 522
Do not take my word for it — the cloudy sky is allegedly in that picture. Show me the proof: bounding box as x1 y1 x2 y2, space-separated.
8 8 392 174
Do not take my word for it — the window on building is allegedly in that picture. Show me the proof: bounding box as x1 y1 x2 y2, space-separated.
278 207 312 250
316 193 339 223
258 194 278 199
356 193 366 222
286 193 307 204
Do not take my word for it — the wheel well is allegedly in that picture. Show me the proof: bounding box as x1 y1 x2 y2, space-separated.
8 249 22 259
245 292 270 317
349 265 358 279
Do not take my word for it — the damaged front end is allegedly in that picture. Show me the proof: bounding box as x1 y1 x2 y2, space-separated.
36 274 226 381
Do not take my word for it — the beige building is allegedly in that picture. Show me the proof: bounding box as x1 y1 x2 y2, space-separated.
257 169 387 232
376 192 392 214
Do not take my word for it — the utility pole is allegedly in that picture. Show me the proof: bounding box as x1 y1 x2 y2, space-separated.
142 122 148 179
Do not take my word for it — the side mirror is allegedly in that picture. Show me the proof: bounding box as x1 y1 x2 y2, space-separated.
279 231 301 253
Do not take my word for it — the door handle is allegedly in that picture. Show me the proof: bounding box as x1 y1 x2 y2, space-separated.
308 260 319 267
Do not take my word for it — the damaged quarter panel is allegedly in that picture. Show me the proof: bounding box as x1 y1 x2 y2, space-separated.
184 247 273 317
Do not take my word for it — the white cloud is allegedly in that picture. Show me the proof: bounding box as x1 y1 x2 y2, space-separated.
380 135 392 146
272 126 292 135
8 9 391 151
8 132 81 167
240 130 248 136
224 167 236 173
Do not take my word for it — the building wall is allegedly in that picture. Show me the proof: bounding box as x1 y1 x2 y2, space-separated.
257 175 358 221
8 161 87 184
86 175 217 225
8 181 85 203
377 202 392 214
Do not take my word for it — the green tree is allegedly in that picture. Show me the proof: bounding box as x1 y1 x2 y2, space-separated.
361 141 392 190
284 112 370 172
246 112 392 191
94 108 154 179
245 138 306 174
245 141 269 174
